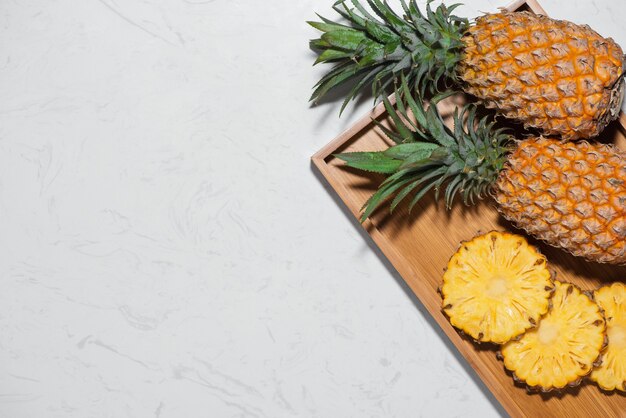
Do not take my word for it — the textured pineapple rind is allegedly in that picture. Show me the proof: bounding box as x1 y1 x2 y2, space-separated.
590 282 626 392
459 11 625 140
500 281 606 392
494 138 626 266
441 231 554 345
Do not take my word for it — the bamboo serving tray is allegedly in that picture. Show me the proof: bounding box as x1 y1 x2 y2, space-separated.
311 1 626 416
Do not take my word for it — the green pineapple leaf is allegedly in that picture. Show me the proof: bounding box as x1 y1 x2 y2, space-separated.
383 142 439 160
308 0 469 113
359 176 415 221
332 74 512 222
334 151 402 174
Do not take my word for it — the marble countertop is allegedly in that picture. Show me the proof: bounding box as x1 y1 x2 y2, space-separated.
1 0 623 416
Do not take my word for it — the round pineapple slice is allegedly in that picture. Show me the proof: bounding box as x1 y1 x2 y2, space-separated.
591 283 626 392
501 281 606 391
441 231 553 344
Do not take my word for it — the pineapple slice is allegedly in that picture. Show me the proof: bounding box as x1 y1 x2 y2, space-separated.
501 281 606 391
441 231 553 344
591 283 626 392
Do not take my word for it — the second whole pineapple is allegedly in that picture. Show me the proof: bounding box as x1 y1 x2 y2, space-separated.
336 81 626 264
495 139 625 264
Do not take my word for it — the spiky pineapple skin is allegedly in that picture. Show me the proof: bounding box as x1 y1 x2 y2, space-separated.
494 138 626 264
459 11 624 140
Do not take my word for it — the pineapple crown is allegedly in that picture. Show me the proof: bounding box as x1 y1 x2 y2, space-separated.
309 0 469 113
335 78 511 222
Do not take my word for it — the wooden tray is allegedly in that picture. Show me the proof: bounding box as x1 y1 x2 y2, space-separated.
311 1 626 416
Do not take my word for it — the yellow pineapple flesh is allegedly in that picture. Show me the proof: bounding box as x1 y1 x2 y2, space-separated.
591 283 626 392
460 11 624 140
495 138 626 265
441 231 553 344
501 281 606 391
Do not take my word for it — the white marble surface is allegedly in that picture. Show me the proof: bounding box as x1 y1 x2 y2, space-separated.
0 1 624 417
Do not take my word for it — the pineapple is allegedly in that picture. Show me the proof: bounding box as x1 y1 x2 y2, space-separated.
590 283 626 392
335 80 626 264
309 1 624 140
460 11 624 140
500 281 605 391
440 231 553 344
495 140 626 265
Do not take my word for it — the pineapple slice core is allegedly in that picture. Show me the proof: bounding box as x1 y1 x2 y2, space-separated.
609 325 626 348
502 281 605 391
486 276 509 297
591 283 626 392
537 323 560 345
441 231 553 344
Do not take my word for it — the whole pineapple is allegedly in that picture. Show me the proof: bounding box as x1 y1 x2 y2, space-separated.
336 81 626 264
309 1 624 139
496 140 626 264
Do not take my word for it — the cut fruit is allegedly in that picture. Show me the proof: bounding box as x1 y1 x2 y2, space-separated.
441 231 553 344
501 281 606 391
591 283 626 392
